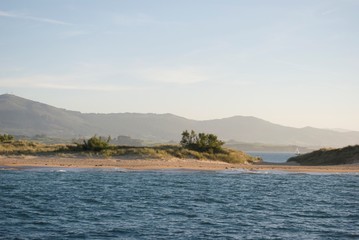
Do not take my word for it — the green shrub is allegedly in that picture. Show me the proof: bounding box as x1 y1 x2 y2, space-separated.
180 130 224 153
0 133 14 143
81 135 111 151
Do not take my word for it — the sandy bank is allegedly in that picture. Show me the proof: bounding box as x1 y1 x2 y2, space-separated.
0 156 358 173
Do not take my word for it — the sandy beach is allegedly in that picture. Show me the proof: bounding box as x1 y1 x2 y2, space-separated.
1 155 358 173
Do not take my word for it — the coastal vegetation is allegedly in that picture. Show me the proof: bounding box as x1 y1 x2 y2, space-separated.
287 145 359 165
0 132 260 164
0 140 67 155
180 130 224 153
0 132 14 143
78 135 111 151
2 131 359 166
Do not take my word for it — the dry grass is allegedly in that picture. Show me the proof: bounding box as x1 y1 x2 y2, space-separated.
0 141 261 164
0 140 68 155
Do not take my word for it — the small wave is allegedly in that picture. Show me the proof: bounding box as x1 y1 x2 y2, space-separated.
219 169 296 175
218 169 251 174
1 168 358 239
300 171 359 176
219 168 359 176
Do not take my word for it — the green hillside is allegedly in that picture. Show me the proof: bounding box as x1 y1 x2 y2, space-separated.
287 145 359 165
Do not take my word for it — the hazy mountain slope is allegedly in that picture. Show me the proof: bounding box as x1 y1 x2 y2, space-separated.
0 94 359 147
0 94 196 140
0 94 93 137
197 117 359 147
197 116 292 143
82 113 195 142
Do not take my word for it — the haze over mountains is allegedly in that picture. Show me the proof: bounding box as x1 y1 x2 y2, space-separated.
0 94 358 147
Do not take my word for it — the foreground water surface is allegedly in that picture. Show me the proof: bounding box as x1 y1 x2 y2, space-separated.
0 167 358 239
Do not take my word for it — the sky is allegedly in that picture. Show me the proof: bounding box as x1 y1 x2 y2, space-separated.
0 0 358 131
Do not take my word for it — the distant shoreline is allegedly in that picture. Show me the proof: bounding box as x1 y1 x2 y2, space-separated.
1 156 358 173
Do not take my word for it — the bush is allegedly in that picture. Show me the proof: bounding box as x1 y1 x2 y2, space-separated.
0 133 14 143
180 130 224 153
81 135 111 151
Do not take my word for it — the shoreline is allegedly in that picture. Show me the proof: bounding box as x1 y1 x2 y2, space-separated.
1 156 359 173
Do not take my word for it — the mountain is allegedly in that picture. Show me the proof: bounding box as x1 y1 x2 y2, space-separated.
0 94 92 137
0 94 194 141
1 94 359 147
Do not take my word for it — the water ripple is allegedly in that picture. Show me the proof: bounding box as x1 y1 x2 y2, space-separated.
0 170 358 239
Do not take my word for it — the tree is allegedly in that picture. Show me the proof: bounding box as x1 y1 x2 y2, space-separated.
180 130 197 149
180 130 224 153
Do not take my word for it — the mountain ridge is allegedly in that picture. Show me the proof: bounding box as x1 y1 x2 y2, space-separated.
0 94 358 147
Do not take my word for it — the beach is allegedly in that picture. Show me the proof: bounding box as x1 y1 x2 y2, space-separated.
1 156 358 173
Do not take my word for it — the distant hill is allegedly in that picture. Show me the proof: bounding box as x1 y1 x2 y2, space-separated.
287 145 359 165
224 141 314 153
1 94 359 147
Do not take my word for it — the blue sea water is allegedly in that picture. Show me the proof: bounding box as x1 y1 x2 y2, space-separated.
1 167 358 240
246 152 296 163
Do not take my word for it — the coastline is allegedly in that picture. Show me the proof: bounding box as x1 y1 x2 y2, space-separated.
1 156 359 173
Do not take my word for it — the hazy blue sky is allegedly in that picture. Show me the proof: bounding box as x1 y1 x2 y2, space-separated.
0 0 358 130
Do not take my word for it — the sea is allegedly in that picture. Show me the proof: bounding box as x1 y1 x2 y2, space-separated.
246 152 296 164
0 153 358 239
